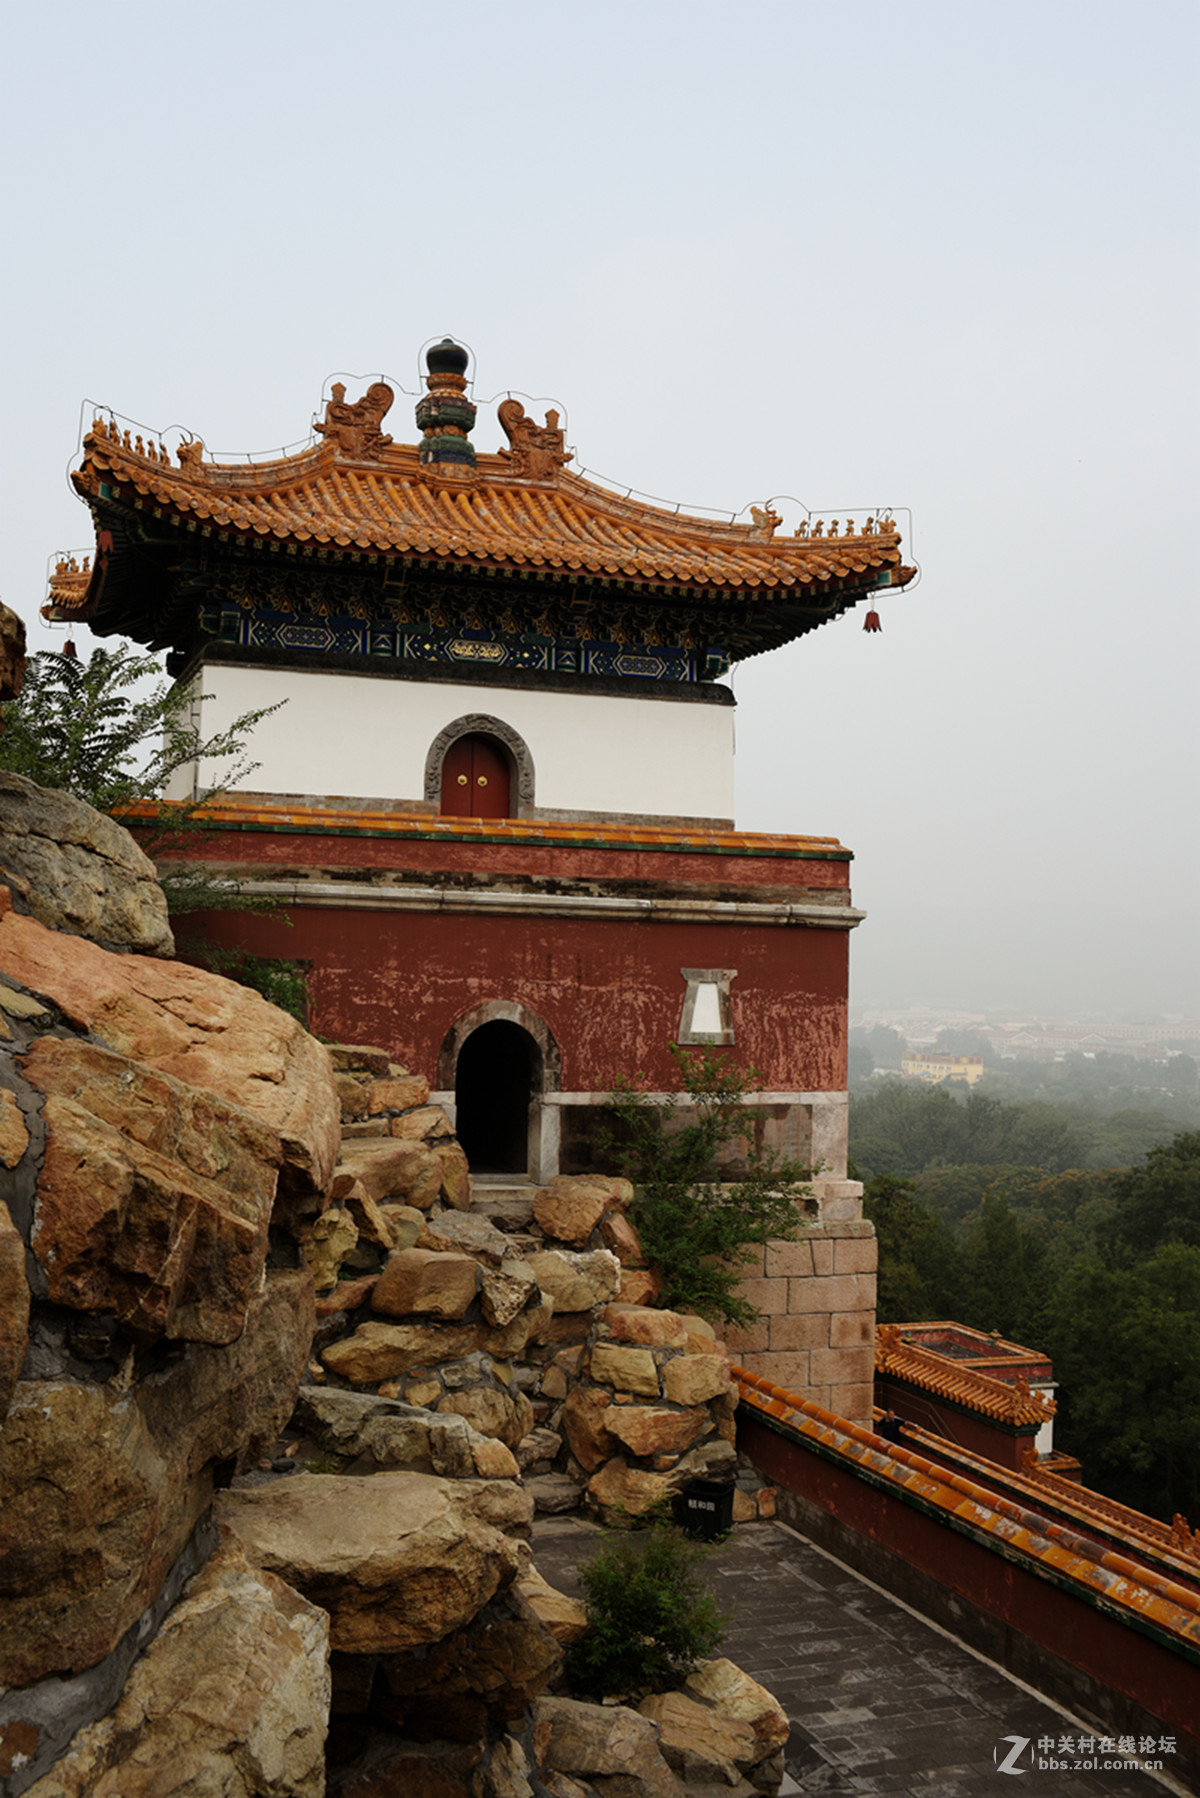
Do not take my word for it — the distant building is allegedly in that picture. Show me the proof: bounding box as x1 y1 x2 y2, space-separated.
900 1052 984 1085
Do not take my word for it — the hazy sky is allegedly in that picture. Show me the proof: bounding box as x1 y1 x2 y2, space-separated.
2 1 1196 1019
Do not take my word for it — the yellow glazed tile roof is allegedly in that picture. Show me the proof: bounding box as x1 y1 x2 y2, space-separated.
876 1324 1055 1427
56 416 912 604
734 1367 1200 1652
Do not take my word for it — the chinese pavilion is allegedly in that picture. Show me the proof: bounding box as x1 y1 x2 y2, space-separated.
47 339 914 1213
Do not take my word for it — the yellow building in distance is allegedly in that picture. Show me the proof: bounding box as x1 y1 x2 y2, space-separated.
900 1052 985 1086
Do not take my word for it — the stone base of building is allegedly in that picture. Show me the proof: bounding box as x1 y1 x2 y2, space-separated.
728 1215 876 1426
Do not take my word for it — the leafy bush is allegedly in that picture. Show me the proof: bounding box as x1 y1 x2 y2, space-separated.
192 946 310 1024
605 1045 813 1328
564 1518 726 1699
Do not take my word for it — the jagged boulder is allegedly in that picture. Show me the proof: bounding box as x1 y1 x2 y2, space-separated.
0 891 339 1203
21 1536 329 1798
216 1471 530 1654
0 772 174 956
0 1268 314 1688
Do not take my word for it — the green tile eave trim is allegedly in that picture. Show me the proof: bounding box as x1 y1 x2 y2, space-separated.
740 1403 1200 1669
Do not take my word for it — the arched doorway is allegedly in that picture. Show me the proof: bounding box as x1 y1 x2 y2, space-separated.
439 1001 562 1181
454 1020 538 1174
439 733 514 819
425 714 535 818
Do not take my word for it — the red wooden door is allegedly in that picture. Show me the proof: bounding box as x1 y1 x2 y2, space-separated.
440 734 511 818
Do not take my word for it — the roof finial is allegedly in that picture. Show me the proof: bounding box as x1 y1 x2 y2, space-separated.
417 338 476 473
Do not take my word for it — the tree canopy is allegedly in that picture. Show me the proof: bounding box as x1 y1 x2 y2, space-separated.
0 644 278 813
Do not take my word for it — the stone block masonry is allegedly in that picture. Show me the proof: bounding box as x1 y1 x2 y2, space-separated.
728 1220 878 1425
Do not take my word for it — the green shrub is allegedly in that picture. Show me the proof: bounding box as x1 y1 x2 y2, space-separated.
606 1045 814 1328
564 1517 726 1700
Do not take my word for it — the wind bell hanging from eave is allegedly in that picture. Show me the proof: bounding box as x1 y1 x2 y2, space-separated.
862 605 882 632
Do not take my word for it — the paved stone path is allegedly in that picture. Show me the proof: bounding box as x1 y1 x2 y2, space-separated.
531 1516 1189 1798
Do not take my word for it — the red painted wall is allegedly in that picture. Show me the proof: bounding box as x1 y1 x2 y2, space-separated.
877 1374 1037 1471
740 1412 1199 1751
158 826 851 895
187 902 849 1093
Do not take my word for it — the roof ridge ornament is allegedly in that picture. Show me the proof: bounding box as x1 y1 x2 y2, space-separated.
497 397 572 484
315 380 395 461
416 338 477 476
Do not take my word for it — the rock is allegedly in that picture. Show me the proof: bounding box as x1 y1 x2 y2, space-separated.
662 1353 733 1407
218 1471 526 1654
533 1697 684 1797
0 775 173 956
684 1659 790 1758
437 1382 534 1451
478 1734 536 1798
0 600 26 699
481 1257 540 1327
0 1084 29 1166
586 1458 673 1526
367 1072 430 1113
617 1267 663 1307
473 1437 521 1479
328 1043 393 1075
336 1072 369 1118
332 1175 398 1249
390 1103 453 1140
21 1536 328 1798
434 1141 472 1209
420 1209 512 1267
600 1209 645 1264
588 1343 661 1397
527 1474 583 1514
375 1588 561 1735
0 1269 313 1687
605 1405 707 1459
561 1386 618 1473
517 1426 563 1470
673 1439 738 1484
0 901 339 1198
334 1743 477 1796
314 1273 378 1318
0 1199 29 1422
322 1319 485 1384
373 1247 480 1320
532 1178 611 1246
756 1488 777 1520
293 1385 499 1478
517 1566 588 1644
602 1305 688 1349
637 1690 758 1786
528 1248 620 1312
338 1139 444 1209
304 1206 360 1292
732 1489 757 1524
23 1034 280 1342
380 1202 425 1249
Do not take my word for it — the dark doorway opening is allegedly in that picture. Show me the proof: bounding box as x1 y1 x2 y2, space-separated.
455 1020 537 1174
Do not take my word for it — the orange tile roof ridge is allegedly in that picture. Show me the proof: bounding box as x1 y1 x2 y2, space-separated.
734 1367 1200 1646
876 1323 1055 1426
63 407 913 604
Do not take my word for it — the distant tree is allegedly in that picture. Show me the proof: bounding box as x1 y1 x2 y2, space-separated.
961 1194 1053 1344
1045 1244 1200 1522
936 1028 995 1063
1110 1131 1200 1257
863 1176 964 1322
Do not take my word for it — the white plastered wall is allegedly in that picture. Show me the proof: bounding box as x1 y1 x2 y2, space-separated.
166 663 735 821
